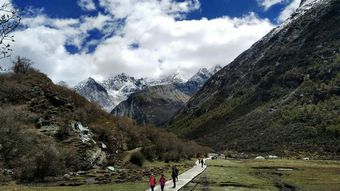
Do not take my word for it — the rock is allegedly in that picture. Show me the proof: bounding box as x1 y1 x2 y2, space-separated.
63 174 71 180
255 156 265 160
101 142 107 149
4 169 13 175
107 166 115 172
73 122 94 143
76 171 86 175
277 168 294 171
268 155 279 159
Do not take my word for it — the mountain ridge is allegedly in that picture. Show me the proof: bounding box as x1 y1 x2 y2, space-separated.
110 66 222 126
75 66 222 112
167 0 340 157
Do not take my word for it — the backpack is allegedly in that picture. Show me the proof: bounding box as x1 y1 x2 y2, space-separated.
149 176 156 186
160 177 166 185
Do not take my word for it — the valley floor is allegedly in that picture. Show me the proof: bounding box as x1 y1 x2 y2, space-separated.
0 183 146 191
2 159 340 191
181 159 340 191
0 160 196 191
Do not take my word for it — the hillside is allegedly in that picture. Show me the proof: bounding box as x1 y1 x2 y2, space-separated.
168 0 340 158
74 74 148 112
112 85 190 126
0 63 209 183
111 67 220 127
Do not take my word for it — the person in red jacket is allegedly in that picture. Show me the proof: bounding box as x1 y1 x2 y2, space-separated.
159 174 166 191
149 174 156 191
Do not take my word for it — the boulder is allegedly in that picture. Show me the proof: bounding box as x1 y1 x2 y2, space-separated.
255 156 265 160
268 155 279 159
63 174 71 180
101 142 107 149
107 166 115 172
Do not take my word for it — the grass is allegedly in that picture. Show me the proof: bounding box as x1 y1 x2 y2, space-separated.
0 159 196 191
182 159 340 191
0 182 147 191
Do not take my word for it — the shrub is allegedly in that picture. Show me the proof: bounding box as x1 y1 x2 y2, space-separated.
17 144 65 182
130 152 145 167
62 147 89 172
161 151 180 163
0 108 30 166
55 123 72 140
142 146 157 161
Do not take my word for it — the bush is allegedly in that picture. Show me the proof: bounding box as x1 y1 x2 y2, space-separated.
17 144 65 182
55 124 72 140
62 147 90 172
130 152 145 167
162 151 180 163
142 146 157 161
0 108 30 166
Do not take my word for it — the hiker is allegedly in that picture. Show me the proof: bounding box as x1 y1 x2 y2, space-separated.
175 167 179 181
159 174 166 191
149 174 156 191
200 159 204 168
171 166 178 188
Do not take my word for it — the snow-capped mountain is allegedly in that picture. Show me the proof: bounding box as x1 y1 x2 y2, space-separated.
102 73 148 107
74 77 115 112
75 66 221 112
111 66 223 126
147 70 188 86
168 0 339 153
210 65 222 74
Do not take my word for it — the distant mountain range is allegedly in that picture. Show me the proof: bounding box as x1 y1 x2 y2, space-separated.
74 66 222 112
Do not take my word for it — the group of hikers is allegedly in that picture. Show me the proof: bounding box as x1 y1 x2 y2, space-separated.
148 166 179 191
148 158 205 190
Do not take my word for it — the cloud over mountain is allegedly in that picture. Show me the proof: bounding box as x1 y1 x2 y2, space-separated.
4 0 276 86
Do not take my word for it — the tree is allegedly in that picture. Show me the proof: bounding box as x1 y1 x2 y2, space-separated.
0 3 20 69
12 56 33 74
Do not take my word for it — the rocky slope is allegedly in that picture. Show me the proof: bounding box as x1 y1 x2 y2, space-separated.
111 66 221 126
74 77 114 111
0 67 209 183
75 73 147 112
112 85 190 126
168 0 340 158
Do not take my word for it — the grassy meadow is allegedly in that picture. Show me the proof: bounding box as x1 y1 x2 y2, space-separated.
0 159 195 191
182 159 340 191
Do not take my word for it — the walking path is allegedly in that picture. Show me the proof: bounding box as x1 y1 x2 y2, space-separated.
145 158 209 191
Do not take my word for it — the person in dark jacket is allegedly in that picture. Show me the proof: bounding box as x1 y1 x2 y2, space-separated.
171 166 178 188
159 174 166 191
149 174 156 191
200 159 204 168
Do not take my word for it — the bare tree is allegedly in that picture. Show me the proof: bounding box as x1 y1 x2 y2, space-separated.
0 3 20 69
12 56 33 74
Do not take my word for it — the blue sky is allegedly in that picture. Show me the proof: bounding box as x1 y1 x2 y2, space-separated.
13 0 290 22
7 0 301 85
11 0 291 54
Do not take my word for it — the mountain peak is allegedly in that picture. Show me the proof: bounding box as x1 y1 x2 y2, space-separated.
197 68 210 74
300 0 324 7
87 77 96 82
210 65 222 74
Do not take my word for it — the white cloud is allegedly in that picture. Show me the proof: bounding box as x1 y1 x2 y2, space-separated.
258 0 286 10
77 0 96 11
5 0 275 86
278 0 301 22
